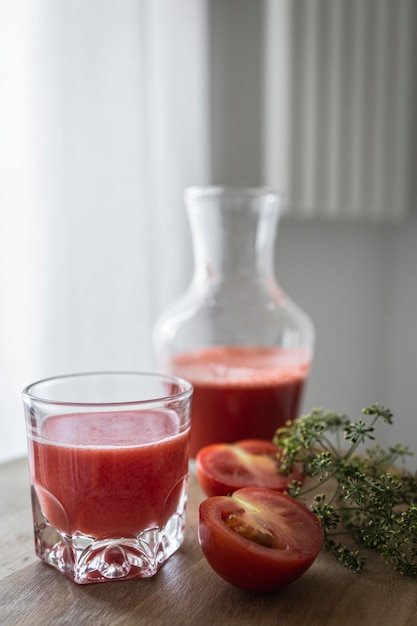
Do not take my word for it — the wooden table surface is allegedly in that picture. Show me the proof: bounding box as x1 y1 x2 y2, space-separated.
1 457 417 626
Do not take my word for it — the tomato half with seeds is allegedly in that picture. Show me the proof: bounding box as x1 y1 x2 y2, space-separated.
198 487 323 593
196 439 304 497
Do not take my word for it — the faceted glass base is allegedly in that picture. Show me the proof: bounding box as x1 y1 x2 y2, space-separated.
30 482 187 584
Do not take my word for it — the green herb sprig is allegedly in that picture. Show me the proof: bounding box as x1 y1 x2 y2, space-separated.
274 404 417 576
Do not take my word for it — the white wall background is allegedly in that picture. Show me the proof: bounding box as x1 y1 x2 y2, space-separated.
1 0 416 467
276 217 417 463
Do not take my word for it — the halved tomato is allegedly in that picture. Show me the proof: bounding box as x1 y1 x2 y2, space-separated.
196 439 304 497
198 487 323 592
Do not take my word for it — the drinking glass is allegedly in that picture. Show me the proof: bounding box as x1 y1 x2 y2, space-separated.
23 371 193 584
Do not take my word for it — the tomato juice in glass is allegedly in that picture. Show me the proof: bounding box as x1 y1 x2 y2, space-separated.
23 372 193 584
171 345 310 458
30 411 189 538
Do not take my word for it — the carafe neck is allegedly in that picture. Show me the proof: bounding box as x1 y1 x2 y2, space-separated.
185 187 281 283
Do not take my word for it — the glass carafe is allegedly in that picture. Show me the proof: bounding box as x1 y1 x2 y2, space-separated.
153 186 315 457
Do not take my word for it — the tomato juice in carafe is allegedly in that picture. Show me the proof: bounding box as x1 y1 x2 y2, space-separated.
153 186 315 457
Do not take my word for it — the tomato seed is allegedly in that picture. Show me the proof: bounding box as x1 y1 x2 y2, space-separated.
225 513 274 548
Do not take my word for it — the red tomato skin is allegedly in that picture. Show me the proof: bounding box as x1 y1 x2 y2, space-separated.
198 487 323 593
196 439 304 498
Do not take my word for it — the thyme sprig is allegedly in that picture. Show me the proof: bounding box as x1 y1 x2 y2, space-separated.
274 404 417 576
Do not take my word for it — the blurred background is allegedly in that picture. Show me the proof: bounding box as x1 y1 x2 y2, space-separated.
1 0 416 463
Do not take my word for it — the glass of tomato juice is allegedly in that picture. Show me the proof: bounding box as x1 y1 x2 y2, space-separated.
23 371 193 584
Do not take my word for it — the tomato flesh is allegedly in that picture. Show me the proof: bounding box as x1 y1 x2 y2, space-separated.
198 487 323 593
196 439 304 497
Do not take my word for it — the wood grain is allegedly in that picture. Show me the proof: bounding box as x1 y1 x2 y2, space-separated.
1 458 416 625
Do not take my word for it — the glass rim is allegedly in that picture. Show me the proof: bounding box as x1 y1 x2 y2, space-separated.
185 185 284 201
22 371 193 408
